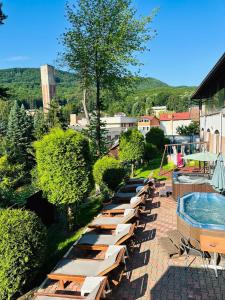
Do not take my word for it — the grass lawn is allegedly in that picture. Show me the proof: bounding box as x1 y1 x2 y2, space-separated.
135 157 175 180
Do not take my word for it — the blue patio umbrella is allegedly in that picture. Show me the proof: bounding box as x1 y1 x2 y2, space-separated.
211 153 225 193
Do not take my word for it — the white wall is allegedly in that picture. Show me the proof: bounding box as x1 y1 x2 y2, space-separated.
160 119 191 136
200 113 225 137
101 116 137 128
200 111 225 154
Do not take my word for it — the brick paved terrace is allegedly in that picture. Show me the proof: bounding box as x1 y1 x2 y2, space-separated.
112 183 225 300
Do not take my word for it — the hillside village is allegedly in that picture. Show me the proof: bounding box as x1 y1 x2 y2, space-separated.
1 1 225 300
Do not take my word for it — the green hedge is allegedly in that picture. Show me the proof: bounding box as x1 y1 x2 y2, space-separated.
93 156 125 191
144 142 158 161
0 209 47 299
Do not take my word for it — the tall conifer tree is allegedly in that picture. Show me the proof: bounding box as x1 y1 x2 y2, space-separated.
6 101 33 171
33 109 48 140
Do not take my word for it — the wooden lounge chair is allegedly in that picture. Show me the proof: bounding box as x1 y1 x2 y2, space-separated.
113 186 147 203
125 178 147 185
77 223 135 250
47 246 126 289
119 184 144 193
102 196 144 215
34 276 108 300
88 208 138 229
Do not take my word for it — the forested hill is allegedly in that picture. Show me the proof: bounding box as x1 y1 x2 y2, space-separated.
0 68 195 115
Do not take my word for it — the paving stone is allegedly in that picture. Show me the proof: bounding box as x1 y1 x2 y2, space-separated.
112 188 225 300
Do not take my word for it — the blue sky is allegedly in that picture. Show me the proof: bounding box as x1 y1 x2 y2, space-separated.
0 0 225 86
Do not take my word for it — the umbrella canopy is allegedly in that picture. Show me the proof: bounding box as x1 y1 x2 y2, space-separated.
183 151 218 162
211 154 225 193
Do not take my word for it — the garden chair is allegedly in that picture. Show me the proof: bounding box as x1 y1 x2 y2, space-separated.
180 236 209 270
102 196 144 215
34 276 108 300
77 223 135 250
88 208 138 229
47 246 126 288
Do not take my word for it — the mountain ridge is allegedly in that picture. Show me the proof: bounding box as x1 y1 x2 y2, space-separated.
0 68 196 115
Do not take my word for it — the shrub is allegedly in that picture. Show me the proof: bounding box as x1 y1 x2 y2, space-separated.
93 156 125 191
146 127 167 151
144 142 158 161
0 209 47 299
119 128 145 176
34 128 92 229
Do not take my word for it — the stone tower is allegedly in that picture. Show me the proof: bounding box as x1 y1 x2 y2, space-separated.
40 64 56 113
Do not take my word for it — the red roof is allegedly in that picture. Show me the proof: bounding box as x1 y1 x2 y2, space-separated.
139 115 156 121
159 112 190 121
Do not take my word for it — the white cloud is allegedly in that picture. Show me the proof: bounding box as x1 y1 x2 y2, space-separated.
4 56 30 62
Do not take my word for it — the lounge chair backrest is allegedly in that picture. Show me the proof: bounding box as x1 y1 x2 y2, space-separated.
86 285 100 300
115 223 131 235
130 196 141 207
116 192 135 198
115 224 131 242
98 246 124 273
136 185 144 193
81 276 105 299
124 208 135 217
120 209 135 223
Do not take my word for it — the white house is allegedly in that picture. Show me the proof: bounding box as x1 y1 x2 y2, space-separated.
137 115 160 136
69 113 137 142
101 113 137 141
159 112 192 136
191 52 225 154
152 106 167 117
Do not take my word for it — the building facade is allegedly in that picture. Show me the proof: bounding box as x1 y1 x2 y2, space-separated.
40 64 56 113
69 113 137 142
138 115 160 136
159 112 191 136
152 106 167 117
101 114 137 141
191 52 225 155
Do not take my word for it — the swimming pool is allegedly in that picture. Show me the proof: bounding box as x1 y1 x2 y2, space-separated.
177 192 225 231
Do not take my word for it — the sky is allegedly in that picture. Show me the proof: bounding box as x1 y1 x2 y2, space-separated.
0 0 225 86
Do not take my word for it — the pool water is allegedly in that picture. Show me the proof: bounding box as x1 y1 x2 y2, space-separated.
177 192 225 230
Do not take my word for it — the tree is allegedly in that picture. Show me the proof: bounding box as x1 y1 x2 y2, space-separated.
145 127 166 151
0 86 9 100
119 128 145 177
144 142 157 161
0 100 10 144
34 128 92 230
0 209 47 299
93 156 125 191
83 112 110 160
0 2 7 25
0 155 25 207
33 109 48 140
176 121 199 136
61 0 155 155
46 100 67 130
6 101 34 173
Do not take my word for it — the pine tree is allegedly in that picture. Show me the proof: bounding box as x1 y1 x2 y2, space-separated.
84 112 110 160
33 109 48 140
46 100 67 130
6 101 34 171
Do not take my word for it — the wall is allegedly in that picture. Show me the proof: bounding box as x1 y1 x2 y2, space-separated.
160 119 191 136
101 116 137 128
200 111 225 154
